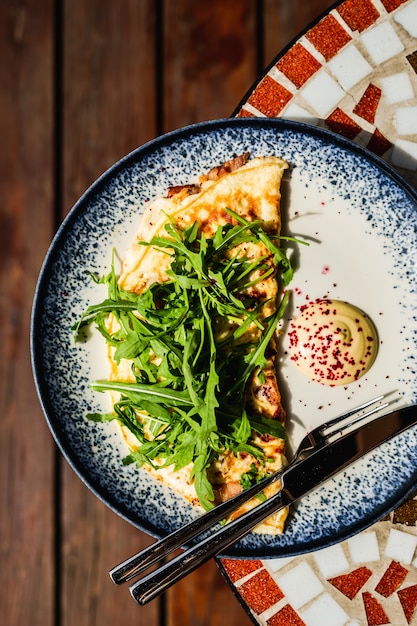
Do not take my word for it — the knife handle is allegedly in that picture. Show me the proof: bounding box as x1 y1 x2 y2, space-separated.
130 489 287 605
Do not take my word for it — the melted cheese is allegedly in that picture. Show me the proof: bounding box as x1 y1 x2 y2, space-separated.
119 156 287 293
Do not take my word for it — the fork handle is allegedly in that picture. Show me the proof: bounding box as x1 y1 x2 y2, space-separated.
129 489 289 605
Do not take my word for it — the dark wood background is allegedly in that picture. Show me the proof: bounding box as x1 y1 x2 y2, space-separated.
1 1 333 624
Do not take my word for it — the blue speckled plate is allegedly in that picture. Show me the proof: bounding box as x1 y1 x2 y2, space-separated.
31 118 417 558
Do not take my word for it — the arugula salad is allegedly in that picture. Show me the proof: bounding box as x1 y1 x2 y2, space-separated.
74 208 293 510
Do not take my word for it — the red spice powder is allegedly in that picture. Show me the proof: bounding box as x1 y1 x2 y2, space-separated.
239 569 284 614
220 558 263 583
375 561 409 597
288 298 376 385
362 591 390 625
337 0 380 32
247 75 293 117
328 566 373 600
306 14 351 61
326 108 362 140
267 604 307 626
398 584 417 623
276 43 321 88
353 84 382 124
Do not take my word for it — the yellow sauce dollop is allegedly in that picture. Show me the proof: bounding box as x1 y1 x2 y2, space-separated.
288 299 378 386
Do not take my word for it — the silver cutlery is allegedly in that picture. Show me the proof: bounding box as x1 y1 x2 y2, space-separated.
110 394 386 586
110 396 417 605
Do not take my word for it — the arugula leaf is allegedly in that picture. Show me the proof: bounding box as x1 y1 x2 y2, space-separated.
91 380 194 407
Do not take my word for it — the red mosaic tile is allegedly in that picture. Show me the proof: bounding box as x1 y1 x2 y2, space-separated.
247 75 293 117
398 584 417 624
239 569 284 614
362 591 391 625
267 604 307 626
393 498 417 525
326 108 362 140
305 14 351 61
220 558 263 583
337 0 380 32
375 561 409 597
276 43 321 89
236 107 255 118
353 84 382 124
366 129 392 156
328 566 373 600
380 0 409 12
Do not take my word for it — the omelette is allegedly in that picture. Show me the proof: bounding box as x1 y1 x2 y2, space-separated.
79 153 292 534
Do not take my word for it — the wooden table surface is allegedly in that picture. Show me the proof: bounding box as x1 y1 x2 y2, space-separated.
1 1 335 625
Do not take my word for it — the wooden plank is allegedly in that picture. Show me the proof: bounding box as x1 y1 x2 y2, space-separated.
61 2 160 625
0 1 55 625
162 0 259 131
62 0 160 215
263 0 334 65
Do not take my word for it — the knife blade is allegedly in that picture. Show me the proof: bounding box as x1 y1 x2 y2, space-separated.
130 404 417 605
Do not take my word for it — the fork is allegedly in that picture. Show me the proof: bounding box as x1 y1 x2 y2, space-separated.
110 393 389 586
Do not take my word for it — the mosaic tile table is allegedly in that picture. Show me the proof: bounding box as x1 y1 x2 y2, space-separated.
218 1 417 625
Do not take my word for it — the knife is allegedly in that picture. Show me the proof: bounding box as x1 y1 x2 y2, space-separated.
130 404 417 605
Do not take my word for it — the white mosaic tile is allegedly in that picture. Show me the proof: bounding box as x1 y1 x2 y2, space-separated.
263 556 295 572
314 544 349 579
384 528 417 564
396 105 417 135
361 22 404 65
380 72 415 104
391 138 417 169
276 561 324 609
281 102 319 124
300 592 349 626
301 71 345 117
394 0 417 38
348 531 380 564
327 45 372 91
